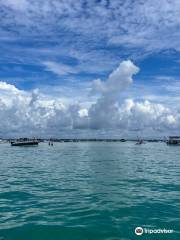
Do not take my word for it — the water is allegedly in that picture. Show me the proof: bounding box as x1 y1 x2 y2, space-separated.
0 142 179 240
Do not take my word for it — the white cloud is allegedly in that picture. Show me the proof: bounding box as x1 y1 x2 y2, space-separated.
92 60 139 95
0 81 20 93
89 60 140 129
0 60 179 138
89 60 180 134
43 61 78 76
78 108 88 118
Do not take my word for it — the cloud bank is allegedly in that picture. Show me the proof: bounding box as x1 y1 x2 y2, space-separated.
0 60 179 138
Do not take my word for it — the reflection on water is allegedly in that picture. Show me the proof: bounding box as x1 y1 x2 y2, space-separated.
0 142 179 240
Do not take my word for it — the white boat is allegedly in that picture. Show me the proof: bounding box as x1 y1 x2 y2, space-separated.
135 139 145 145
166 136 180 145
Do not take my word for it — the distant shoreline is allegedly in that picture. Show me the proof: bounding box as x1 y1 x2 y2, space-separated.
0 138 165 143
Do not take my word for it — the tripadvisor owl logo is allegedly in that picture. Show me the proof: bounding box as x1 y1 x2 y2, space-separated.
135 227 143 236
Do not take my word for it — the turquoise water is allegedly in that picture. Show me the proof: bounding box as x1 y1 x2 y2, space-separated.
0 142 179 240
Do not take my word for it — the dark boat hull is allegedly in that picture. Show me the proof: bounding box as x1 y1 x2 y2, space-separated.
11 141 39 146
167 142 180 145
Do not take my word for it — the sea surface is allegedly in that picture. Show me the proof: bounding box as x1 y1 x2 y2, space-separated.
0 142 179 240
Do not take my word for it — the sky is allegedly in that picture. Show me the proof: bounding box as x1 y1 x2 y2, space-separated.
0 0 180 138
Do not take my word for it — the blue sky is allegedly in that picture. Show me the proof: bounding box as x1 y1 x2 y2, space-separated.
0 0 180 138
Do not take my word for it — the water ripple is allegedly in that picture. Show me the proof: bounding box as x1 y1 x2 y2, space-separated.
0 142 179 239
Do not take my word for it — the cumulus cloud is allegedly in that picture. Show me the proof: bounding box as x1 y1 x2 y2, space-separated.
92 60 139 96
0 61 179 138
89 60 139 129
0 81 20 93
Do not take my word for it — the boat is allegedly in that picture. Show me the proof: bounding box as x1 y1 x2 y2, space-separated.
11 138 39 146
135 139 145 145
166 136 180 145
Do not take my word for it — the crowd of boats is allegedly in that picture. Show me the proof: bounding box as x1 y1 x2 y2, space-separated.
0 136 179 146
